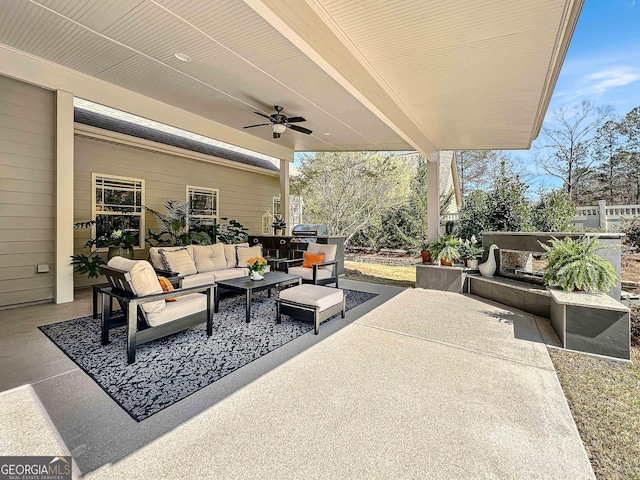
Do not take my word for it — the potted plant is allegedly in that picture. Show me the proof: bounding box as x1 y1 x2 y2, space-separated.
272 215 287 235
145 201 212 246
419 239 432 263
71 220 139 278
539 236 619 293
246 256 268 280
429 235 462 266
461 236 484 269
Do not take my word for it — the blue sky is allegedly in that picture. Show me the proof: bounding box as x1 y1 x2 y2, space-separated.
547 0 640 114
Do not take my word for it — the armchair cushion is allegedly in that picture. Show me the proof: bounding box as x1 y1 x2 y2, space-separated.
159 248 197 276
106 257 165 313
145 293 207 327
302 252 325 269
224 242 249 268
192 244 227 273
287 266 335 282
307 243 337 274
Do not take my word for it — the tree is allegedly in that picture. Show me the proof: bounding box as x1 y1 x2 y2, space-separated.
292 152 412 245
456 161 530 239
531 189 576 232
533 101 612 202
590 120 625 203
617 107 640 203
456 150 516 197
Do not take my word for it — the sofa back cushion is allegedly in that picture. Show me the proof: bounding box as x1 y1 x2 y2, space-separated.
192 244 227 273
159 248 198 276
236 245 263 269
148 245 194 270
223 242 249 268
106 257 165 313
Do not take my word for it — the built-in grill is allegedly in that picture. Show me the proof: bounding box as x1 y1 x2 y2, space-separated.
292 224 328 241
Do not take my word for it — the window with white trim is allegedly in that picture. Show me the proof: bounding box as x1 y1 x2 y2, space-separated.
273 196 281 217
187 185 218 239
93 174 145 248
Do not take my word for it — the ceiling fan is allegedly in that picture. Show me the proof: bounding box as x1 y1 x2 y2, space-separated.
243 105 312 139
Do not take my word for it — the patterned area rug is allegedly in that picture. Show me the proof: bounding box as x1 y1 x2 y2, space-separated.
39 289 377 421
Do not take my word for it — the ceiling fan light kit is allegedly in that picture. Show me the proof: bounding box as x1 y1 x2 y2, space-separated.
243 105 313 140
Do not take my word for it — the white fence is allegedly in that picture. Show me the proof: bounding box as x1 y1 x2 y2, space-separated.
574 200 640 231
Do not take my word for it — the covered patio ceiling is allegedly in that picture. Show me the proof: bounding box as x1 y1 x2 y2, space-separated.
0 0 582 157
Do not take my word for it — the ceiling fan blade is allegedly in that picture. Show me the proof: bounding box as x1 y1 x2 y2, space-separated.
287 124 312 135
243 123 269 129
253 111 272 120
286 116 306 123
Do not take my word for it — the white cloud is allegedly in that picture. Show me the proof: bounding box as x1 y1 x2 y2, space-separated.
577 67 640 95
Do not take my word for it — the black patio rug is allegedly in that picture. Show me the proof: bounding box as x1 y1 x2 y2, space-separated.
39 289 377 421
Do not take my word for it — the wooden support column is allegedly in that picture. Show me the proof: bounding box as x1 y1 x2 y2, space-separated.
279 159 290 234
427 152 441 242
55 90 74 303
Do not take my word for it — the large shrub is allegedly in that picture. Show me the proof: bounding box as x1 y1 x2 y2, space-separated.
531 189 576 232
621 217 640 250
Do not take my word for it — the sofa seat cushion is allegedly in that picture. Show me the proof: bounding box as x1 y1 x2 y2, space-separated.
149 246 194 271
212 268 249 282
159 248 198 276
223 242 249 268
145 293 207 327
287 266 334 282
106 257 165 313
193 244 227 273
181 273 216 288
278 284 343 312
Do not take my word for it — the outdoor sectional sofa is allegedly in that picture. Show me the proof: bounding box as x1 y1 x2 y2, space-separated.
148 243 269 287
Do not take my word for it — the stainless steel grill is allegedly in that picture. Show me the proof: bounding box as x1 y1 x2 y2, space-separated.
292 224 328 237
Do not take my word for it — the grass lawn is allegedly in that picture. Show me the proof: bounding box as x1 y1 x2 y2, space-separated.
549 345 640 480
344 261 416 288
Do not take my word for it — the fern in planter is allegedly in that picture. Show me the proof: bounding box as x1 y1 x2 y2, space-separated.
429 235 462 265
539 236 618 293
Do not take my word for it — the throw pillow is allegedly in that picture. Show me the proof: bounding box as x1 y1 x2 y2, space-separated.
302 252 325 269
236 245 263 268
223 242 249 268
192 244 227 272
157 276 177 302
149 245 194 270
159 248 197 276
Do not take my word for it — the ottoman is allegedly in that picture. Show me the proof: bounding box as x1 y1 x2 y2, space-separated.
276 284 346 334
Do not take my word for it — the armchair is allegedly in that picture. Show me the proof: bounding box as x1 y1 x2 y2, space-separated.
101 257 215 363
283 243 339 287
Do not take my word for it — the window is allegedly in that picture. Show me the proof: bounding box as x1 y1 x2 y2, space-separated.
93 173 145 248
187 185 218 239
273 196 281 217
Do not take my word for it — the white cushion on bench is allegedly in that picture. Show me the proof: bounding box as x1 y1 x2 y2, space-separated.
212 268 249 281
146 293 207 327
192 244 227 272
278 284 343 312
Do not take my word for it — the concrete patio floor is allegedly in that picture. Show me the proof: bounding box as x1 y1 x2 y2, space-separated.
0 283 594 479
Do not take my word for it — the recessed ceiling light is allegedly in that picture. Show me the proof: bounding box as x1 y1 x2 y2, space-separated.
174 53 191 62
324 132 331 136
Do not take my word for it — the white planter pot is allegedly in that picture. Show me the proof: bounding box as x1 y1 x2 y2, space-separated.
250 271 264 281
467 259 479 269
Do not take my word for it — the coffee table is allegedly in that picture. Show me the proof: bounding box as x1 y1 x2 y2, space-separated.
215 272 302 323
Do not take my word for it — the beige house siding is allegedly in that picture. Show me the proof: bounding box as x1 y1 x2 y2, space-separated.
0 75 56 307
74 135 280 288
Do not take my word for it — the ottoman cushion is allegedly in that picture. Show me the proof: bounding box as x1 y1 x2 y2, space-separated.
279 284 343 312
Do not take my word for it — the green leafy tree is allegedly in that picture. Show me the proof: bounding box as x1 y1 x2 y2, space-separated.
456 190 489 240
531 189 576 232
292 152 412 246
485 161 531 232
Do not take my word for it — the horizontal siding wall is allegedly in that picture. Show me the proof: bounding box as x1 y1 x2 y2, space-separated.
0 75 55 307
74 135 280 287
